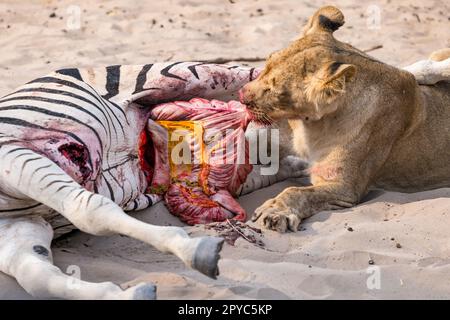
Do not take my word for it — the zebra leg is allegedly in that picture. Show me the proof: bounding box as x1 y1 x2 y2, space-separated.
403 56 450 85
0 145 224 283
0 216 156 299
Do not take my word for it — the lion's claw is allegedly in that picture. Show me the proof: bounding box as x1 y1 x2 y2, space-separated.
252 197 301 233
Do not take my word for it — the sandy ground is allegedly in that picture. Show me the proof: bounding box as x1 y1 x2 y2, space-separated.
0 0 450 299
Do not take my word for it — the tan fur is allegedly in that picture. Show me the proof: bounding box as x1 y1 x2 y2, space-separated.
429 48 450 62
242 6 450 232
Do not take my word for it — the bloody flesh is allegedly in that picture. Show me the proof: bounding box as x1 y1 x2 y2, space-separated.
58 143 92 184
139 98 252 225
138 130 154 190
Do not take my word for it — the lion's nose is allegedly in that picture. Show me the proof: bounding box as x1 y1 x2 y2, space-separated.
239 87 255 106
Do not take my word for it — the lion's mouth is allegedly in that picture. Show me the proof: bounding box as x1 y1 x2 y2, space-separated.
247 108 274 126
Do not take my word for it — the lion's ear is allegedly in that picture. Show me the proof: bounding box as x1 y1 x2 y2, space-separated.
302 6 345 36
305 62 356 105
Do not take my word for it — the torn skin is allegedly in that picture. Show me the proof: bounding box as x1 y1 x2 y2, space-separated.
138 129 154 189
140 119 170 195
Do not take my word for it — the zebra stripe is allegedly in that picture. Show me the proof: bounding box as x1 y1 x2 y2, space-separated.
133 64 153 94
55 68 83 81
103 65 121 100
160 62 188 81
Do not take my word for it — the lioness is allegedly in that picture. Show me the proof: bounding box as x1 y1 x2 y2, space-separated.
240 6 450 232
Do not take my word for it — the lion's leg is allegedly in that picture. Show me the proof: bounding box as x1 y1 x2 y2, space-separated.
0 216 156 299
0 145 224 280
239 121 307 196
238 156 307 196
252 183 358 233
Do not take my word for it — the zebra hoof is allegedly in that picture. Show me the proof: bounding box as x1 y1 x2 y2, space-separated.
192 236 224 279
127 283 157 300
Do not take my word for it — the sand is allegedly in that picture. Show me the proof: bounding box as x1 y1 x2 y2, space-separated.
0 0 449 299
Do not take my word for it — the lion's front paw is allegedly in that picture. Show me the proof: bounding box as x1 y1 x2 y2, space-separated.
252 197 301 233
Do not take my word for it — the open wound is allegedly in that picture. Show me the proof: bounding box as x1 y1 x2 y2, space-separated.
140 98 252 225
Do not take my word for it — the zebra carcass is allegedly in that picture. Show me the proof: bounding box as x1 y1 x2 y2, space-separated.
0 62 304 300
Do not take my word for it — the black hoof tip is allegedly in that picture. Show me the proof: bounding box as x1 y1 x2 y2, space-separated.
192 237 225 279
132 283 157 300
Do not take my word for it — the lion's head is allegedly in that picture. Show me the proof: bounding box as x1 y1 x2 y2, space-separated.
240 6 361 122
